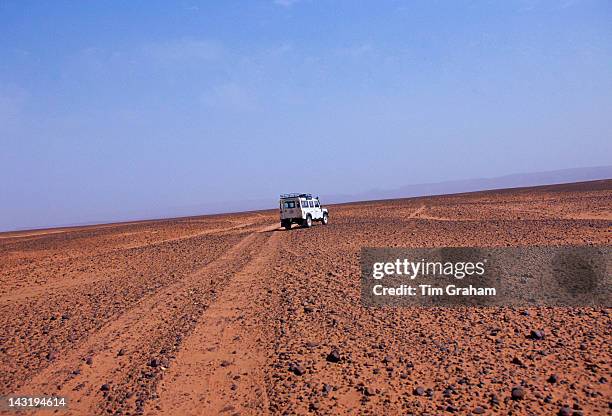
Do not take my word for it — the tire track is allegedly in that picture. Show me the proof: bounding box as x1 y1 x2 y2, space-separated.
0 231 244 392
149 227 280 416
7 225 277 415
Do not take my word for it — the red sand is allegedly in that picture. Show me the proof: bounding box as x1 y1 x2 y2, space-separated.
0 180 610 415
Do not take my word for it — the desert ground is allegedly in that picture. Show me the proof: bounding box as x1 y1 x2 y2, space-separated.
0 180 610 415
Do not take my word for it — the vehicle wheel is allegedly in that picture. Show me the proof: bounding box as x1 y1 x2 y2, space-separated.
304 215 312 228
322 213 328 225
282 221 291 230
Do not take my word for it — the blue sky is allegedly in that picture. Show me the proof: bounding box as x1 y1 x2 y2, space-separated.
1 0 611 230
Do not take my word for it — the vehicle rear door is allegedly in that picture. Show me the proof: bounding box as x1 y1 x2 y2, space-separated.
313 199 322 219
300 198 308 219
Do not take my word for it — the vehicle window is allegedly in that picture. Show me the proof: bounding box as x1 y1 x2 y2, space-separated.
302 200 308 208
309 201 314 207
315 201 320 207
283 201 295 209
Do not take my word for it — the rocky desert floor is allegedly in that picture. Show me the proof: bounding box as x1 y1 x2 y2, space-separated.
0 180 610 415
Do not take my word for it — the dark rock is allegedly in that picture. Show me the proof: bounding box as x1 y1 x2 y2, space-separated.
511 386 525 400
117 349 126 356
220 360 231 367
413 386 425 396
529 330 545 340
46 351 58 361
558 406 572 416
85 356 93 365
363 386 375 396
548 374 559 383
446 405 458 412
473 406 485 414
100 383 110 391
511 357 524 366
326 349 341 363
322 384 333 395
289 363 306 376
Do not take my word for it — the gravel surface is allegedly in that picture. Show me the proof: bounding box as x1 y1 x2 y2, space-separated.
0 180 610 415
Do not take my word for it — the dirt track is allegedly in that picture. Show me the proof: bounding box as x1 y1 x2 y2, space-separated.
1 180 610 415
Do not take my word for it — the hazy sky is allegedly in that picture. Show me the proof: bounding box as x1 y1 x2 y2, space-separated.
1 0 611 230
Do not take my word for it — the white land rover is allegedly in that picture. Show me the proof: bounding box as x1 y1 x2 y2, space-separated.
279 193 329 230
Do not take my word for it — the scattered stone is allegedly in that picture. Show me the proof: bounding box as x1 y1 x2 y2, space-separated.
363 386 375 396
490 394 500 406
413 386 425 396
558 406 572 416
220 404 235 413
326 349 341 363
511 357 524 366
446 405 458 412
117 349 126 356
220 360 231 367
46 351 58 361
529 330 545 340
473 406 485 414
304 306 314 313
511 386 525 401
322 384 333 395
548 374 559 383
85 356 93 365
100 383 110 392
289 363 305 376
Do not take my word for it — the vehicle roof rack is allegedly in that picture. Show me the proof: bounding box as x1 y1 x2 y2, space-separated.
280 193 313 199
